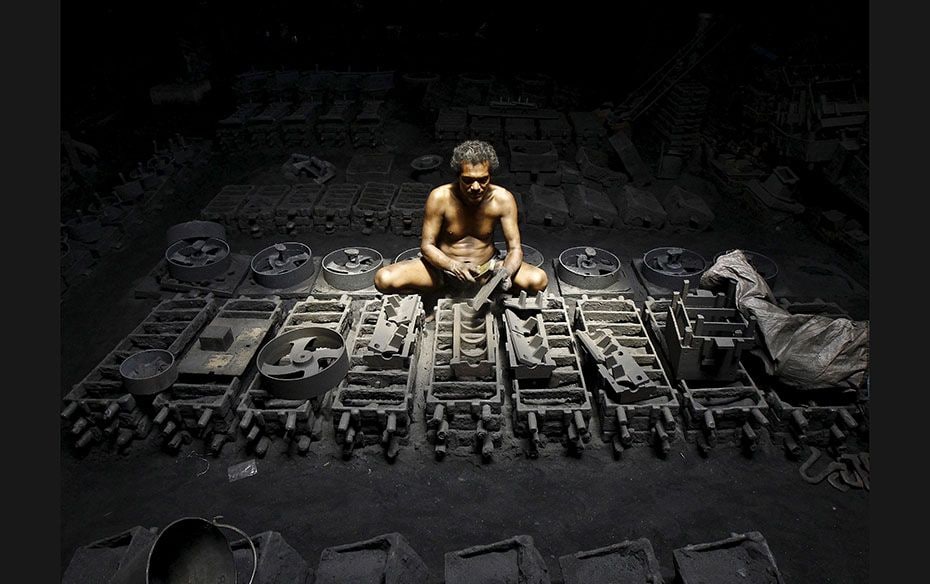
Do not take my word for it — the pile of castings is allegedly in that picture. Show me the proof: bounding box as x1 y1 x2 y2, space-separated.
64 521 788 584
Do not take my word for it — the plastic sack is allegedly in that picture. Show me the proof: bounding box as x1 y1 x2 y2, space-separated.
700 250 869 390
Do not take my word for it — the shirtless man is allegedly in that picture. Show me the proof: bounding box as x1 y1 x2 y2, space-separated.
374 140 548 294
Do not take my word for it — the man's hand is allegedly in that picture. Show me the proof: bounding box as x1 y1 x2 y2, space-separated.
444 260 477 283
498 266 512 291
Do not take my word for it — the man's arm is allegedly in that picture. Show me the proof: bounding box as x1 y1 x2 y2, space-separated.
497 189 524 287
420 189 475 282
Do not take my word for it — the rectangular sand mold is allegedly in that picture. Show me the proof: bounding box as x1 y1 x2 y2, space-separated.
574 296 679 454
680 365 771 453
351 181 398 233
235 373 325 456
390 182 431 236
151 377 242 455
313 183 361 233
274 183 324 233
509 295 593 454
764 386 866 451
332 296 424 458
236 184 291 233
346 153 393 183
201 184 256 225
280 294 353 335
426 299 506 455
177 297 284 377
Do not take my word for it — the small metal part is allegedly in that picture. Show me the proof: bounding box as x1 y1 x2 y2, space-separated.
557 246 622 289
255 436 271 457
322 247 383 290
662 406 675 429
103 402 120 421
386 412 398 435
827 472 849 492
284 412 298 437
435 442 447 460
75 428 99 449
437 419 450 442
783 435 801 458
469 268 508 310
481 434 494 460
527 412 542 448
611 435 625 459
120 349 178 396
338 411 351 434
60 402 79 420
619 424 632 447
167 432 184 451
573 411 591 443
704 409 716 431
197 409 213 429
343 427 358 459
751 408 769 427
641 247 706 289
238 410 253 432
799 447 846 484
250 242 314 288
297 436 312 454
742 422 758 452
791 409 808 431
476 419 488 441
247 426 260 443
116 429 135 449
830 424 846 444
838 408 859 430
429 404 445 429
481 404 492 423
209 434 227 455
653 420 670 455
257 327 349 400
165 237 232 282
616 406 628 426
162 421 177 437
385 433 401 461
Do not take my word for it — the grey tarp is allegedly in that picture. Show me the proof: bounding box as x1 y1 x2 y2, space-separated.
700 250 869 390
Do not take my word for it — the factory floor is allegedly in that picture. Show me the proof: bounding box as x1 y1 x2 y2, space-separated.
59 116 869 582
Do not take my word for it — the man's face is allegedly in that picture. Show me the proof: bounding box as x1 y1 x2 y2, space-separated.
457 161 492 205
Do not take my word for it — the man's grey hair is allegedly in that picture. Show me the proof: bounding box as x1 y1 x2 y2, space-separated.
450 140 500 172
